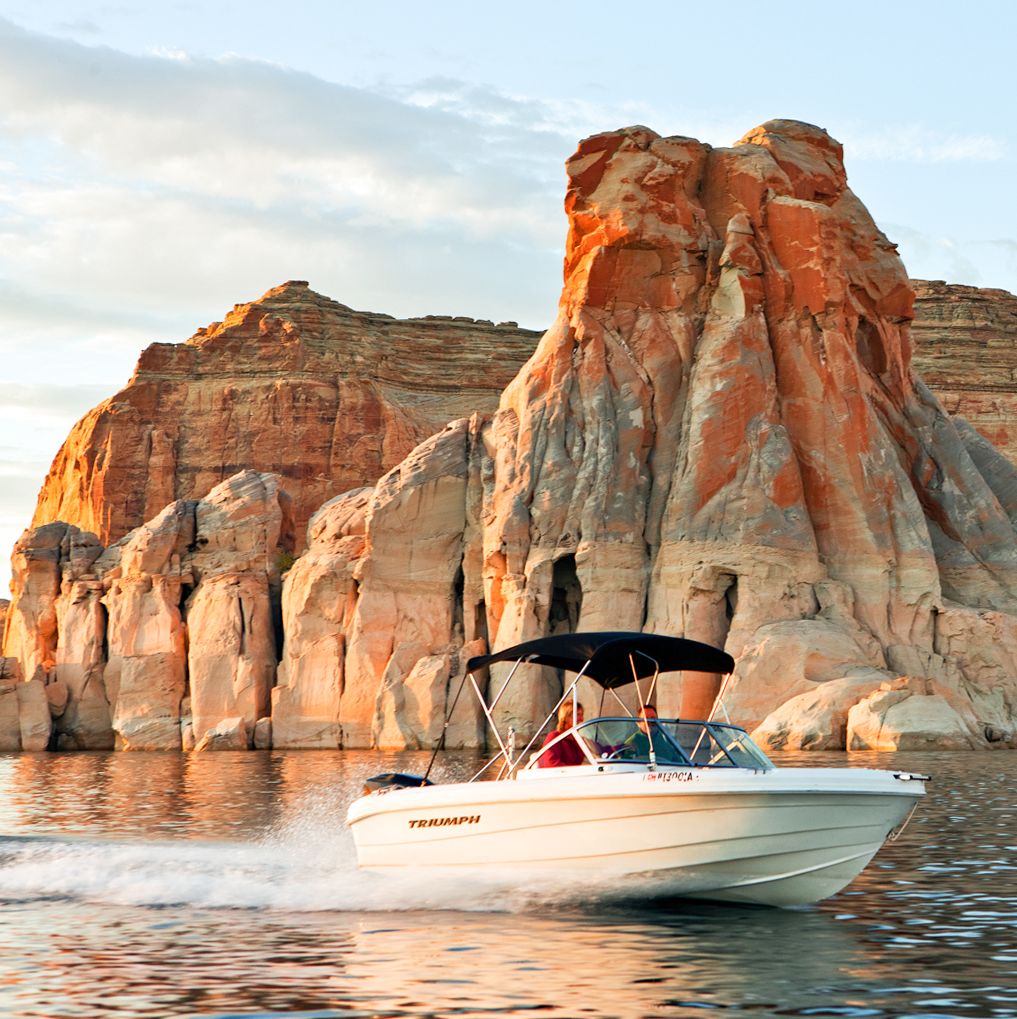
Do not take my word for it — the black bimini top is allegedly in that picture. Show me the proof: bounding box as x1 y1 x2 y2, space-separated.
465 631 735 690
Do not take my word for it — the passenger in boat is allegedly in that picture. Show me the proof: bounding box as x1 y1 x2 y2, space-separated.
623 703 658 758
622 704 682 762
537 702 588 767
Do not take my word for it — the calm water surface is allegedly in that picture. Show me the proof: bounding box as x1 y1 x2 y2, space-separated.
0 749 1013 1019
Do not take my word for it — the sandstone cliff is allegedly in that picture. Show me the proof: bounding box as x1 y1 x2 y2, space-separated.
7 122 1017 754
1 471 291 750
279 121 1017 752
31 283 540 551
911 280 1017 463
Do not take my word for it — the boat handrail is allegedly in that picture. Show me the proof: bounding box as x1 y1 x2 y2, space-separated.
503 660 595 778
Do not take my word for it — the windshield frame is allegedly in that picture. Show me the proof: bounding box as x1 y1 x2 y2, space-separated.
524 717 774 771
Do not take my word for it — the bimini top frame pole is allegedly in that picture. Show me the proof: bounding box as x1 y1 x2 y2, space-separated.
503 656 593 778
449 631 736 782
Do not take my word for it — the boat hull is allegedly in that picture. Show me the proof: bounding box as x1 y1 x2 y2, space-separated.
346 767 924 906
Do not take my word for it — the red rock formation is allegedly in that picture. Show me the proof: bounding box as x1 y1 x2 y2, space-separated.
911 280 1017 462
186 471 291 747
2 470 292 750
0 522 108 750
310 121 1017 750
7 123 1017 753
31 283 539 550
271 487 370 748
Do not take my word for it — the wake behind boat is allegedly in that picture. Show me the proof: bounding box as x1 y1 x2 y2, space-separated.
346 632 926 907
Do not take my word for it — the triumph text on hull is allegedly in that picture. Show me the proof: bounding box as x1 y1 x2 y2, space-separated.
346 632 926 907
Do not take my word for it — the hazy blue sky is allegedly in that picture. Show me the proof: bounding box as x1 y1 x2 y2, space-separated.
1 1 1015 592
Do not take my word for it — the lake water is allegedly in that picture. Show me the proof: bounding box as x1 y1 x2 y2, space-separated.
0 749 1013 1019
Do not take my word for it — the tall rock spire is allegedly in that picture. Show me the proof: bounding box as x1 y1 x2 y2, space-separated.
320 121 1017 748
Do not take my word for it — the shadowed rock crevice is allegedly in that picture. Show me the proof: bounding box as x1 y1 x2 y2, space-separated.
549 555 583 636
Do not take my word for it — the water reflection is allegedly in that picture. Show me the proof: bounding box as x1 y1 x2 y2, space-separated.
0 750 471 841
0 749 1013 1018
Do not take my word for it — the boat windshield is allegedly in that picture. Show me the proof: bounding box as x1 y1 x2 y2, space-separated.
573 718 688 765
658 722 774 770
531 718 774 770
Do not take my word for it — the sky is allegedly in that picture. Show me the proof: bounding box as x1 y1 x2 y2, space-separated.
1 0 1015 595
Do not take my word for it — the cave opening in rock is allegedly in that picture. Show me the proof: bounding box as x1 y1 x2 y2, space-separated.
855 315 888 376
473 597 489 649
99 601 110 666
451 564 465 643
725 576 738 629
549 554 583 636
267 574 285 661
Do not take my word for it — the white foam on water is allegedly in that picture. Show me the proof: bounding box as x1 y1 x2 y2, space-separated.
0 788 614 915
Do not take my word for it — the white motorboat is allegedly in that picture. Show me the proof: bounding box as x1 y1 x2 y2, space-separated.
346 632 926 907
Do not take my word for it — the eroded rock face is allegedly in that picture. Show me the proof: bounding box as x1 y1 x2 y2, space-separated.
3 470 291 750
320 121 1017 750
194 716 249 752
912 280 1017 464
846 676 984 751
54 576 113 750
186 471 291 745
345 420 473 749
7 123 1017 754
0 657 23 751
3 523 97 683
102 500 193 751
271 488 370 748
31 283 540 552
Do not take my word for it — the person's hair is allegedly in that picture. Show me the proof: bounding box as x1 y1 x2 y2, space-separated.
641 703 657 715
557 700 582 730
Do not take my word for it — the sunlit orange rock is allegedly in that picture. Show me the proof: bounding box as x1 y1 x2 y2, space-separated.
332 121 1017 750
911 279 1017 464
846 676 983 750
0 657 22 751
101 500 193 751
271 487 370 748
7 122 1017 753
342 419 475 749
184 471 292 748
3 470 292 751
193 716 249 752
31 283 539 552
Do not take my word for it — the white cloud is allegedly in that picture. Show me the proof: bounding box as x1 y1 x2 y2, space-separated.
0 16 575 343
840 124 1007 164
0 13 1014 598
0 18 569 244
885 224 1017 296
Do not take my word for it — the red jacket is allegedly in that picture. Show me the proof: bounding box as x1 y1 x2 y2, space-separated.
538 729 587 767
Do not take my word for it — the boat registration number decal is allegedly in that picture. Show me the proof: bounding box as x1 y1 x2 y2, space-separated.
642 771 697 783
408 815 481 829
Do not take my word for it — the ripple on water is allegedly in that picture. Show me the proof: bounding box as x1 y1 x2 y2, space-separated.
0 748 1013 1018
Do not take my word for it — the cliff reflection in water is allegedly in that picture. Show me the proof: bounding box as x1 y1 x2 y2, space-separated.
0 749 488 841
0 749 1014 1018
